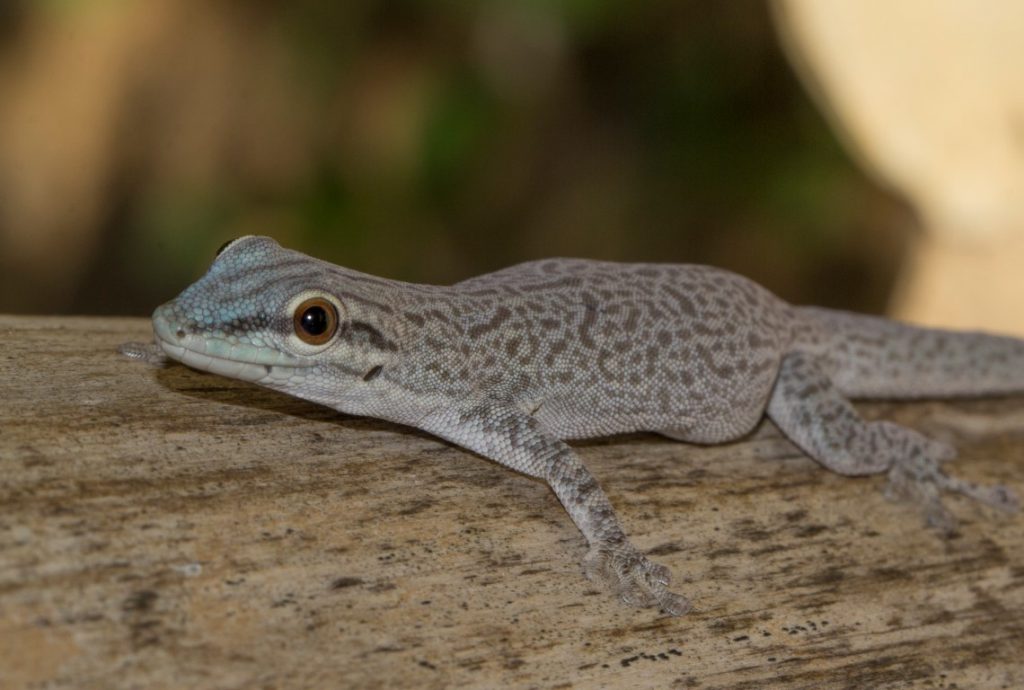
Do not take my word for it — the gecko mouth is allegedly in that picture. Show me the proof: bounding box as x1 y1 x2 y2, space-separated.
153 303 312 384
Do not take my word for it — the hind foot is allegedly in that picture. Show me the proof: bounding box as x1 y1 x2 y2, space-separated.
885 450 1019 535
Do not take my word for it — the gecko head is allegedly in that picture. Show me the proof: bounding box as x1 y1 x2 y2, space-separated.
151 235 401 399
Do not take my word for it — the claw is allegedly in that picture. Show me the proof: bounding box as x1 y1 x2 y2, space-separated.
648 561 672 586
583 544 691 616
886 452 1018 535
658 590 692 617
941 476 1020 514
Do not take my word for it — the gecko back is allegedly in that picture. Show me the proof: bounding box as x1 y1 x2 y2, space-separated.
449 258 796 443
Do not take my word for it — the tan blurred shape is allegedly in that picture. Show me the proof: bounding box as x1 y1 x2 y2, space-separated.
773 0 1024 334
0 3 154 311
0 2 312 312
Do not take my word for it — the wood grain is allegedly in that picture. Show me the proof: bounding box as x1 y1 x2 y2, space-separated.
1 315 1022 689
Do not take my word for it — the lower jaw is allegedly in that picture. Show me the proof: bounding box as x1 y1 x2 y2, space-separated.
156 337 281 383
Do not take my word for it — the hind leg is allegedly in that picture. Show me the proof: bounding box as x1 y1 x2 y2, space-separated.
766 352 1018 533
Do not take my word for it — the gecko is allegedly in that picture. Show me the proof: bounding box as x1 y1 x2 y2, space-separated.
121 235 1023 616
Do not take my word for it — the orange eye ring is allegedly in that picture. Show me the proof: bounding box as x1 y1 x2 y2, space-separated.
293 297 339 345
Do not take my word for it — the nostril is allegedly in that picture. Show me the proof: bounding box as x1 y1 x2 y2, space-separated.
176 329 186 339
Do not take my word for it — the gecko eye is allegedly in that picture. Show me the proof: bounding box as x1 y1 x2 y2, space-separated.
293 297 339 345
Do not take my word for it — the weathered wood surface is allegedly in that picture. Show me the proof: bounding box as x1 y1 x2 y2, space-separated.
1 314 1023 690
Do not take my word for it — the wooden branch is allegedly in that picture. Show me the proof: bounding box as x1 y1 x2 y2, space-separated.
2 315 1022 689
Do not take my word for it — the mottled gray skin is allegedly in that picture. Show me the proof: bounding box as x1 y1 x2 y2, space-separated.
122 236 1023 616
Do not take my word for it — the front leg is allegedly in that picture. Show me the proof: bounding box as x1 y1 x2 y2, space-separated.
417 402 690 616
118 341 168 365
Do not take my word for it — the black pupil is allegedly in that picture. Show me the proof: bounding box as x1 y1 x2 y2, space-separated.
300 306 329 335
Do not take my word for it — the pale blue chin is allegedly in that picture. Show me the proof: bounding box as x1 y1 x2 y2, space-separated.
152 303 312 385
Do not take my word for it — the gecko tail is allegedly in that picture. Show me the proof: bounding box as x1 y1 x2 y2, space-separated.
792 306 1024 400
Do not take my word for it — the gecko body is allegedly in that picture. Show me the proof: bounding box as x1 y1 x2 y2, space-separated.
123 236 1023 615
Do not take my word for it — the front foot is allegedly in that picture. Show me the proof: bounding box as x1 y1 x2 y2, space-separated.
118 341 168 365
885 451 1020 535
583 543 690 616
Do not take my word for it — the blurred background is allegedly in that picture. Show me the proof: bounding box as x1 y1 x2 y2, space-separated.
1 0 1021 331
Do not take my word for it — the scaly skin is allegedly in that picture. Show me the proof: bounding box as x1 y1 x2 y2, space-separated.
122 236 1024 615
